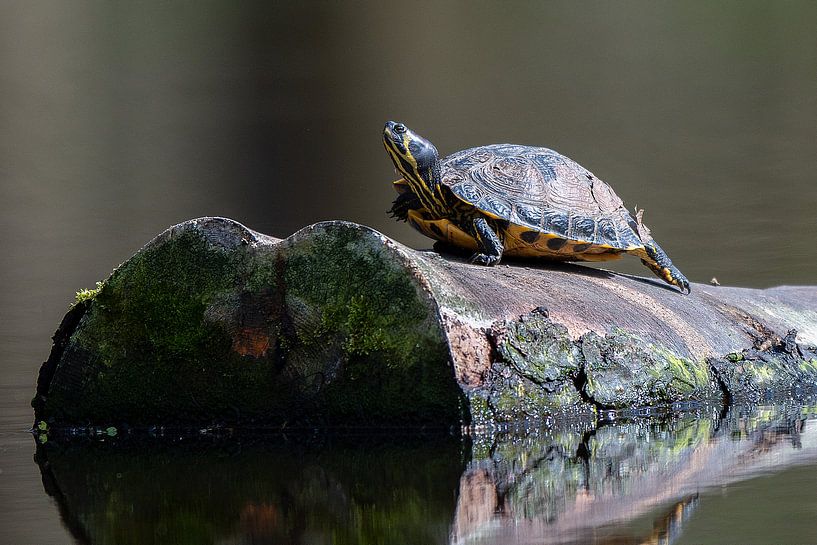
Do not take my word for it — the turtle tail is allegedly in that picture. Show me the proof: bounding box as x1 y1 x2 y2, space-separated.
638 241 691 294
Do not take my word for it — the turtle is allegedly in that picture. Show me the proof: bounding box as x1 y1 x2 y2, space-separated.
382 121 690 293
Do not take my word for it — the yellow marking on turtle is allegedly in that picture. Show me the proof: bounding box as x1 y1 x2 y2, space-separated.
627 247 679 284
392 178 410 192
477 208 503 220
406 210 478 250
400 186 643 263
502 225 628 261
405 210 631 262
383 137 438 216
628 247 653 261
567 252 625 262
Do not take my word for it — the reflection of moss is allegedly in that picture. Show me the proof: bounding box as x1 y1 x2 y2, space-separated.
37 437 463 545
465 391 494 431
472 411 720 524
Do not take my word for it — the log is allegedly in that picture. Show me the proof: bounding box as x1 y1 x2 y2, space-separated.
32 217 817 429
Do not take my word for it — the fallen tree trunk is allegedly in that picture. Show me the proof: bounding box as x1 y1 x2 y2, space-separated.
33 217 817 429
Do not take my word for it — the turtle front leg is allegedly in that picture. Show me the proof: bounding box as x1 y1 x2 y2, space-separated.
389 191 423 221
640 241 691 294
468 217 503 266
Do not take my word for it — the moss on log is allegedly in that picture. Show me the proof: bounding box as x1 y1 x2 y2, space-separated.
33 217 817 429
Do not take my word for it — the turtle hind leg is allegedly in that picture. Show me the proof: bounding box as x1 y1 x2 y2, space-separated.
467 217 503 266
638 241 691 294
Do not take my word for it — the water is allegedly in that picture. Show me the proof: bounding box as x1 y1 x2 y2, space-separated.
8 404 817 544
1 2 816 543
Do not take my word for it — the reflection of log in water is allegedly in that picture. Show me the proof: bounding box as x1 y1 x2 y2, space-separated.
637 494 698 545
35 436 464 545
34 405 817 545
451 404 817 545
451 469 498 542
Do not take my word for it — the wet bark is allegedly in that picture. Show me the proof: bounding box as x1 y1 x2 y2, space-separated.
32 217 817 429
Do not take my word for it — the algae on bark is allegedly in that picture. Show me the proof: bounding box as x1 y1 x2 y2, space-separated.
580 331 719 408
475 308 721 420
709 330 817 402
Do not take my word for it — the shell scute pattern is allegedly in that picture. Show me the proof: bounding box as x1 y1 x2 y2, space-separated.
443 145 636 250
617 218 644 249
569 215 597 242
452 180 483 205
514 203 543 229
596 217 621 247
542 210 569 237
446 145 550 208
478 194 513 220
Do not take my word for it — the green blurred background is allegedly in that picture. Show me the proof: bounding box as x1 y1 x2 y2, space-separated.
1 2 816 542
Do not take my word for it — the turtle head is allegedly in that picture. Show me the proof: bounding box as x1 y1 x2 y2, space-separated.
383 121 444 213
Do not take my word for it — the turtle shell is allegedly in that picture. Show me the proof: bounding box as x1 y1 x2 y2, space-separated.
436 144 645 259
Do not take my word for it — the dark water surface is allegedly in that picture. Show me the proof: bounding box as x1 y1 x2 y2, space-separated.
2 2 817 543
8 404 817 545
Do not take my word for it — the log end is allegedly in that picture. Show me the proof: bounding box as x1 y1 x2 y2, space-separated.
33 218 465 429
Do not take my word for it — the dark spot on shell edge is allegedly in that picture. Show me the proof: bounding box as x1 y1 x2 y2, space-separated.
520 230 541 244
547 238 568 251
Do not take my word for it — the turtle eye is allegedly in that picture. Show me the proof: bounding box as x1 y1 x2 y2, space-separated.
393 123 407 134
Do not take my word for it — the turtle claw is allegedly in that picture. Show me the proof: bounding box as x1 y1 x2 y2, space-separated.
389 192 422 222
671 269 691 294
663 270 691 294
469 253 501 266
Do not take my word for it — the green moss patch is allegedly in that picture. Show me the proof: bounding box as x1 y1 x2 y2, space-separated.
709 331 817 402
74 281 104 305
42 229 281 425
37 220 463 429
485 309 719 418
281 224 464 426
580 331 719 408
481 308 590 421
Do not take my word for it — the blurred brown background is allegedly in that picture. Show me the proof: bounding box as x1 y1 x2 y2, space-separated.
2 0 817 387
